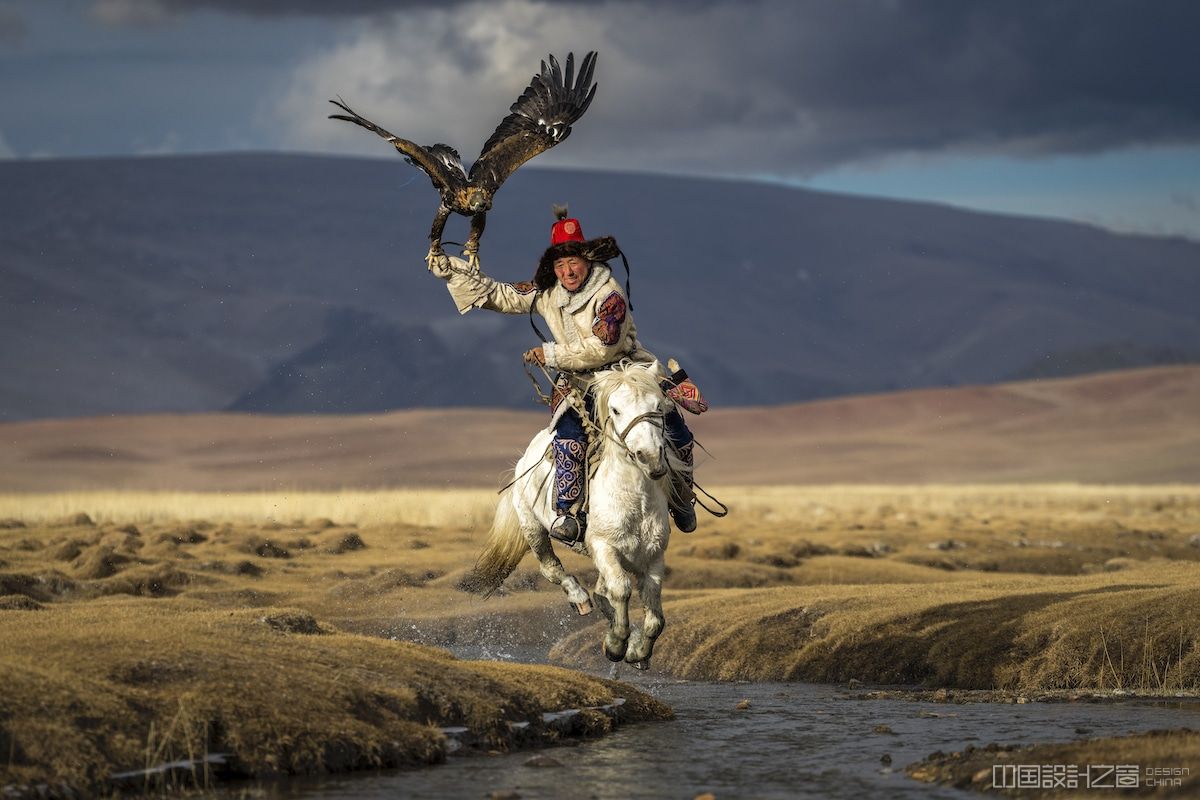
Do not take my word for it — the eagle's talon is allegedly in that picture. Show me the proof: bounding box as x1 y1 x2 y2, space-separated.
464 249 481 272
426 243 451 275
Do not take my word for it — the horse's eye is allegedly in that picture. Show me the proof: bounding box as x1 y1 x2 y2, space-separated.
612 407 621 417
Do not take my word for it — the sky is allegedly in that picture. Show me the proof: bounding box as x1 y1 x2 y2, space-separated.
1 0 1198 239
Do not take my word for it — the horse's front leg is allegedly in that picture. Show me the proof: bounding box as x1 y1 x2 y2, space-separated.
522 525 592 615
625 554 665 670
591 541 632 662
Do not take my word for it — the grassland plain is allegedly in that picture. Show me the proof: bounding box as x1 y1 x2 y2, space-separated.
5 366 1198 491
1 484 1199 795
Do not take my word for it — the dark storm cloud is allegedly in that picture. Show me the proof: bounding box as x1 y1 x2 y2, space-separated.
91 0 1200 173
793 0 1200 159
93 0 667 20
161 0 467 14
601 0 1200 170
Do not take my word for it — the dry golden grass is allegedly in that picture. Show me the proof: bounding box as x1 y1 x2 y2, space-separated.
3 484 1200 792
4 482 1195 529
562 566 1200 691
0 510 668 793
553 485 1200 690
0 489 498 529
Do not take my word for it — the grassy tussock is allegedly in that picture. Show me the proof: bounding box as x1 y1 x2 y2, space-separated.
552 485 1200 691
0 513 667 792
0 600 666 789
574 568 1200 690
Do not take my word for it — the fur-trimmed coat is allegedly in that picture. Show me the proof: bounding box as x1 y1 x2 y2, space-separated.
434 254 655 373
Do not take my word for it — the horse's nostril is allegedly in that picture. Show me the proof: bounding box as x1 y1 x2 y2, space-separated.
637 452 649 463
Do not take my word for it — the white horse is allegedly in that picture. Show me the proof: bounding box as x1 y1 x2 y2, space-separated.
471 360 684 669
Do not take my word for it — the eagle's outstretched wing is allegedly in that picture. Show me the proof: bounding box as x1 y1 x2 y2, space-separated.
328 98 467 191
469 51 598 192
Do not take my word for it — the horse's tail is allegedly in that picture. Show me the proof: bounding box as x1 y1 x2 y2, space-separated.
468 494 528 597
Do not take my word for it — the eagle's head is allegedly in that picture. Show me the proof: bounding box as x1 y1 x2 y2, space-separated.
465 188 492 213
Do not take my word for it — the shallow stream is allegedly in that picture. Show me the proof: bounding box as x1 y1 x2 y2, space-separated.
277 654 1200 799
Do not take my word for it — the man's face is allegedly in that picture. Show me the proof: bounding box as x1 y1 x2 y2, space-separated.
553 256 590 292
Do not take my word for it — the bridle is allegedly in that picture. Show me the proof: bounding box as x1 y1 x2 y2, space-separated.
614 409 665 443
610 407 669 476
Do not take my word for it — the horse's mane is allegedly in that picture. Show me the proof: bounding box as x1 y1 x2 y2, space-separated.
589 359 664 424
589 359 691 488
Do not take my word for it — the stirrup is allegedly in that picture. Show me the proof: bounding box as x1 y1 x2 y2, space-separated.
550 514 583 545
670 501 697 533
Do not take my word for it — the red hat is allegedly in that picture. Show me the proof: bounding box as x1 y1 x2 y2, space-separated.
550 206 586 245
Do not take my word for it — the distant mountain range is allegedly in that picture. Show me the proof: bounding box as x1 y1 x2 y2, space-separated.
1 154 1197 421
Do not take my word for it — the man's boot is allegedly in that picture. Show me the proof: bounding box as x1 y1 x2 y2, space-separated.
551 514 581 543
669 440 697 533
551 436 586 544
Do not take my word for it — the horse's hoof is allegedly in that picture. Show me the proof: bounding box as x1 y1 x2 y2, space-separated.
602 641 627 663
574 599 593 616
631 658 650 671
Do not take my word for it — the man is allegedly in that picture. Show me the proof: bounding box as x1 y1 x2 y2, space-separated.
428 207 697 542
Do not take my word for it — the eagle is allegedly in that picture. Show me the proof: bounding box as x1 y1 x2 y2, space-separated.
329 51 598 269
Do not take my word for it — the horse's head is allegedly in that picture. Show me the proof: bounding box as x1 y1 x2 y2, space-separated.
593 361 672 480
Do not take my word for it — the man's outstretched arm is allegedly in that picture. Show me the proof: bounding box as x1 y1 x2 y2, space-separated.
428 253 537 316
